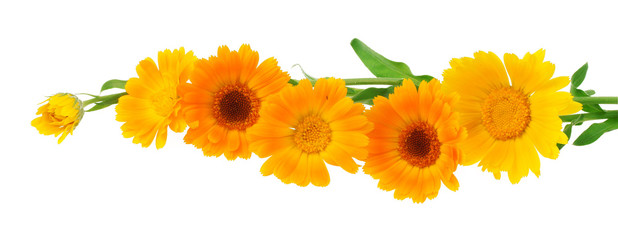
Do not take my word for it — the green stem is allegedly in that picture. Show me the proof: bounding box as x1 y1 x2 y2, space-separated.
290 77 403 86
573 96 618 105
342 77 403 85
82 98 99 107
82 92 128 107
289 79 366 95
560 110 618 122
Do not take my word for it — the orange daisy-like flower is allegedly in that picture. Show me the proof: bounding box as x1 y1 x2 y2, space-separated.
442 50 582 183
116 47 197 149
247 78 373 187
363 79 466 203
180 45 290 159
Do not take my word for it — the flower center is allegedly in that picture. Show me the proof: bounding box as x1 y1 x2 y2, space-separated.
151 88 179 117
294 115 332 153
481 87 531 141
213 83 260 130
398 121 441 168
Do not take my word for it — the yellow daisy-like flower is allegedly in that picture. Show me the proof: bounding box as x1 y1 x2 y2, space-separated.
247 78 373 187
180 45 290 159
116 47 197 149
363 79 466 203
32 93 84 143
442 49 582 183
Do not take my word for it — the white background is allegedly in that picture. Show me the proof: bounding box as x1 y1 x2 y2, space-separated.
1 0 617 239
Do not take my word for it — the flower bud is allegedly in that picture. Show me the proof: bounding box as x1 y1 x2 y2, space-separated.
32 93 84 143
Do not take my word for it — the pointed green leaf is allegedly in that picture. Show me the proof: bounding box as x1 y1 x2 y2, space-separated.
351 86 397 105
351 88 389 105
558 115 583 150
413 75 435 82
86 92 127 112
584 89 596 96
572 89 588 97
582 105 606 113
346 87 362 96
572 89 604 113
288 79 299 86
570 63 588 91
573 118 618 146
100 79 127 93
87 102 114 112
350 38 414 78
557 124 573 150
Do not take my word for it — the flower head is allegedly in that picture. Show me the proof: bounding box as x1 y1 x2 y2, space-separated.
116 47 197 149
442 50 582 183
247 78 373 187
180 45 290 159
32 93 84 143
363 79 466 203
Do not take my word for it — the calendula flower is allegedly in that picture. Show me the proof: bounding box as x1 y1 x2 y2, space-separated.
116 47 197 149
442 50 582 183
363 79 466 203
180 45 290 159
247 78 373 187
32 93 84 143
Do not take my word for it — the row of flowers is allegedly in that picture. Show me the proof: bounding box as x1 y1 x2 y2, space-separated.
32 40 618 203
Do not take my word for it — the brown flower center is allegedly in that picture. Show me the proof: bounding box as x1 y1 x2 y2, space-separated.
294 115 332 153
213 83 260 130
481 87 531 141
398 121 441 168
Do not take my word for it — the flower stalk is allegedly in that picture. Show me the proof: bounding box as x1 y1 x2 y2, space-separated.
341 77 404 85
80 92 128 112
560 110 618 122
573 96 618 105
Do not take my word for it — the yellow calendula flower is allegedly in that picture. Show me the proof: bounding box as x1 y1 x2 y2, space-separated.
442 50 582 183
116 47 197 149
180 45 290 160
32 93 84 143
363 79 466 203
247 78 373 187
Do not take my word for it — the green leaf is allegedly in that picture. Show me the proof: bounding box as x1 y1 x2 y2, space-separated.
572 89 587 97
346 87 362 96
86 92 127 112
582 105 605 113
573 118 618 146
350 38 414 78
351 86 397 105
291 64 317 81
87 102 114 112
558 115 583 150
570 63 588 91
572 89 604 113
288 79 299 86
557 124 573 150
569 64 602 113
413 75 435 82
100 79 127 93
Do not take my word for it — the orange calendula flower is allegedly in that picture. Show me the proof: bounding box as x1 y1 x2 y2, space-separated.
116 47 197 149
247 78 373 187
32 93 84 143
363 79 466 203
442 50 582 183
180 45 290 159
